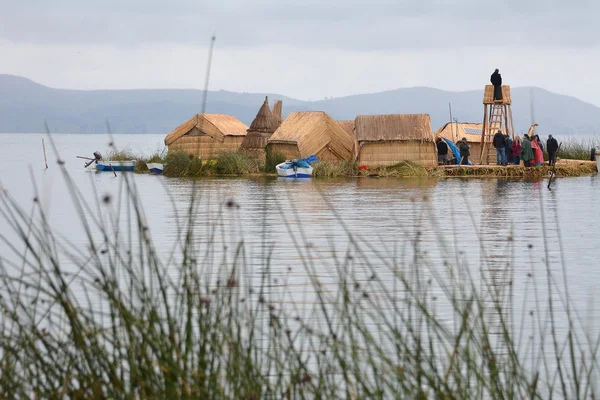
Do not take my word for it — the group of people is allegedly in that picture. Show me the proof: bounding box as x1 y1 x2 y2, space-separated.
435 133 559 167
493 130 558 166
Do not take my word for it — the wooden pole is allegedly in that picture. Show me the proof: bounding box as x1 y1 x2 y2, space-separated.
42 138 48 169
109 164 117 177
480 104 488 164
448 103 455 141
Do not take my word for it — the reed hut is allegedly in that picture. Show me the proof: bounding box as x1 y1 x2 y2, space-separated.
435 122 485 164
241 96 278 156
266 111 354 161
355 114 436 167
164 114 249 159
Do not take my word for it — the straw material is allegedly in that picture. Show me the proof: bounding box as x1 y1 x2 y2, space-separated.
355 114 434 143
354 114 435 167
267 111 354 161
248 96 277 134
165 114 248 146
338 120 357 160
483 85 512 105
358 142 437 168
167 136 245 160
242 97 278 151
272 100 283 128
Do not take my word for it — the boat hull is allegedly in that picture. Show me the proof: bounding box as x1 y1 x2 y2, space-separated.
146 163 164 174
96 161 135 172
276 162 313 178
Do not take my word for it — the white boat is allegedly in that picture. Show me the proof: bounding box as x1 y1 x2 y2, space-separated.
596 152 600 173
276 162 313 178
146 163 164 174
96 161 135 172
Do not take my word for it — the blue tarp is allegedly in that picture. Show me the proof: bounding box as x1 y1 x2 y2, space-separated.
280 154 318 169
442 138 471 165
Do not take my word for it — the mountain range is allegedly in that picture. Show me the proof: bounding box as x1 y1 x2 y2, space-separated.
1 74 599 136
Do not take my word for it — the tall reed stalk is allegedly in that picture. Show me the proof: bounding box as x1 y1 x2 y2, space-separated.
0 143 598 398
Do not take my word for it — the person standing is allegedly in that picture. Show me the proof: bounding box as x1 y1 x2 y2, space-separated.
511 136 522 165
547 134 559 165
459 137 470 165
520 134 534 167
490 69 502 100
493 130 506 165
436 137 449 165
530 136 543 166
504 133 513 165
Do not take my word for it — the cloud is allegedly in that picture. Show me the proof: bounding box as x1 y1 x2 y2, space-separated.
0 0 597 49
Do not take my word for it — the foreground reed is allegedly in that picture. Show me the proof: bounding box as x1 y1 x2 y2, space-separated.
2 145 600 399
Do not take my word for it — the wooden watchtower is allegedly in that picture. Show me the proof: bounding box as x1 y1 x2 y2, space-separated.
480 85 514 164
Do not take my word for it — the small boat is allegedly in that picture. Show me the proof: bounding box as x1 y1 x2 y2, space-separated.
79 151 134 172
96 161 135 172
276 155 318 178
146 163 164 174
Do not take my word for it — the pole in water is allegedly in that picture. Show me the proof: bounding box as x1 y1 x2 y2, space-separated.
547 142 562 190
42 138 48 169
109 163 117 177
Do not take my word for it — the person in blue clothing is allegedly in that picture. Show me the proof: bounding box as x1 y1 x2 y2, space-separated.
503 133 513 165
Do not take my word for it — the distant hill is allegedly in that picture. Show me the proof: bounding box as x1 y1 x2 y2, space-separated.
1 74 599 136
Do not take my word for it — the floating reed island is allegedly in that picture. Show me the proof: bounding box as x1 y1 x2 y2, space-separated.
134 83 599 178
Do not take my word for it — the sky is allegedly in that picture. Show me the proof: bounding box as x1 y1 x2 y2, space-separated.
1 0 599 105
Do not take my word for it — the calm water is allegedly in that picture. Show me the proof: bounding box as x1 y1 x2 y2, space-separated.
1 133 600 377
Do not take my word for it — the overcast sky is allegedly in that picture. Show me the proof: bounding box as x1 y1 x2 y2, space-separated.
1 0 599 105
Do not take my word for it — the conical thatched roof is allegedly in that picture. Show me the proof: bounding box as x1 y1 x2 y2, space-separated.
242 96 279 150
248 96 277 134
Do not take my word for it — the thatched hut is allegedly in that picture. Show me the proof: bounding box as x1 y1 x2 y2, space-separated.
435 122 485 164
241 96 278 155
164 114 248 159
355 114 436 167
266 111 354 161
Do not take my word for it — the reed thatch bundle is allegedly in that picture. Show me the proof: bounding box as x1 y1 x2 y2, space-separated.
165 114 248 159
483 85 512 105
272 100 283 128
267 111 354 161
355 114 436 167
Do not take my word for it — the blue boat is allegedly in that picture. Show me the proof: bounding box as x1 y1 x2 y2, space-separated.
276 155 318 178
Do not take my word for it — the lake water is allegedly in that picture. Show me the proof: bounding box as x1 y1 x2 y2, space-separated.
1 133 599 388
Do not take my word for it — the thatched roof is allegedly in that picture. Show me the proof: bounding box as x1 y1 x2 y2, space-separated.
435 122 484 143
337 120 355 137
248 96 277 134
165 114 248 145
483 85 512 105
272 100 283 127
268 111 353 160
355 114 434 143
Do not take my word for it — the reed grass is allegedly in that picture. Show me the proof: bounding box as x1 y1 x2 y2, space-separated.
0 153 599 398
215 151 260 175
263 149 286 173
312 160 358 178
556 138 600 160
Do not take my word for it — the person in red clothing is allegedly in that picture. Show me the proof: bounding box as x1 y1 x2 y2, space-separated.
530 136 543 166
511 136 522 165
